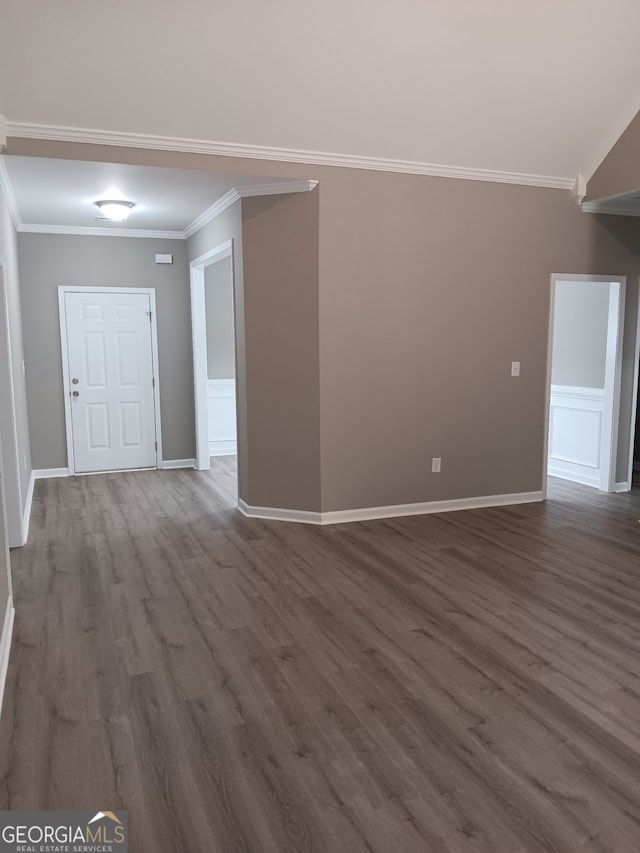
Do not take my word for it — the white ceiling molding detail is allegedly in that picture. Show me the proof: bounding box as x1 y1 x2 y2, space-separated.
6 121 575 191
0 157 22 229
581 202 640 218
18 223 186 239
0 156 318 240
182 180 318 239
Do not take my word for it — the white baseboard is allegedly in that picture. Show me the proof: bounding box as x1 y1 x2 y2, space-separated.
614 481 631 493
34 467 70 479
0 595 15 719
238 499 322 524
19 470 35 546
160 458 196 470
239 490 544 526
547 463 599 488
209 440 237 457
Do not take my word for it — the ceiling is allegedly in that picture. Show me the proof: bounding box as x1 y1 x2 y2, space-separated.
0 156 309 236
1 1 640 184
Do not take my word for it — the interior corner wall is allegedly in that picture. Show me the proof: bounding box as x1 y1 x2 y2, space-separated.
185 200 247 498
240 191 321 513
316 169 640 512
17 233 194 467
0 188 31 548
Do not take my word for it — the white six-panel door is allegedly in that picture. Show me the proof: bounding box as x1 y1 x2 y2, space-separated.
62 290 158 473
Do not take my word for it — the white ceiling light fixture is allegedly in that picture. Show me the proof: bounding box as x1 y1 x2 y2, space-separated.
95 198 136 222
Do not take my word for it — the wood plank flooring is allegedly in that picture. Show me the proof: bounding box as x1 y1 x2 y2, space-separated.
1 461 640 851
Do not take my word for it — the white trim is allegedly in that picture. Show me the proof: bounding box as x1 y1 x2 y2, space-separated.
159 458 196 469
544 275 626 496
0 157 21 230
602 281 624 492
33 467 69 479
0 260 24 548
209 440 237 457
0 114 6 151
239 491 544 526
190 240 235 472
614 481 630 493
1 155 316 241
581 202 640 218
58 286 163 474
183 190 239 239
19 223 185 239
5 121 575 190
20 469 34 546
183 181 317 239
625 285 640 489
549 385 605 401
0 594 14 719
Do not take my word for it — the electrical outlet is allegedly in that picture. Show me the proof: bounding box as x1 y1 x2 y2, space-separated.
432 457 441 473
511 361 521 377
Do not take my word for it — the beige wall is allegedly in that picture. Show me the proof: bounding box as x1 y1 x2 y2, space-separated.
18 234 194 467
551 280 610 388
204 257 235 379
0 188 31 547
316 169 640 510
241 192 321 512
8 138 640 511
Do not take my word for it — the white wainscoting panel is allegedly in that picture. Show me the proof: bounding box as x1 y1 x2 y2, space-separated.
548 385 604 487
208 379 237 456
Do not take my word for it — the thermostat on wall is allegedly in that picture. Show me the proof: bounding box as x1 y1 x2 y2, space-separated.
155 253 173 264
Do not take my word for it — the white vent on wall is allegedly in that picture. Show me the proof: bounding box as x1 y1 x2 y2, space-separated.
155 253 173 264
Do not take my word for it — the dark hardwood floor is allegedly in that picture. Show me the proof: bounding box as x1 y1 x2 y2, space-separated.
2 461 640 851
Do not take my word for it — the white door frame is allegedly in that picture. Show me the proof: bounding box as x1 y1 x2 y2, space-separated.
189 239 234 471
543 274 626 496
58 286 163 475
0 259 23 546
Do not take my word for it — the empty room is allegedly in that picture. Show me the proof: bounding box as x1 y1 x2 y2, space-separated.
0 1 640 851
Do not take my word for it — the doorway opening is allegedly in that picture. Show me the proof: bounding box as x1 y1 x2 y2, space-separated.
190 240 238 476
544 274 630 496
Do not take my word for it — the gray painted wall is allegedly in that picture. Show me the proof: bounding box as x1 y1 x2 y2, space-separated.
186 201 247 498
551 280 610 388
18 234 195 467
204 257 235 379
0 188 31 548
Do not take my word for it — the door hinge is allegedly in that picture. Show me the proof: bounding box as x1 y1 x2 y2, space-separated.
152 376 155 388
146 311 152 321
155 441 158 450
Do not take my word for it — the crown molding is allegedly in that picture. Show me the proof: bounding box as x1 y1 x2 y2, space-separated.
18 223 186 239
0 156 22 229
182 180 318 240
581 201 640 218
6 120 574 190
182 188 240 239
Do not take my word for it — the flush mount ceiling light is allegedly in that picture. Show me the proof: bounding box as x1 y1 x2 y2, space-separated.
95 199 136 222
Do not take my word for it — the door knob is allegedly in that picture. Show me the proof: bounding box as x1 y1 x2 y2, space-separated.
72 377 79 385
72 390 80 398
